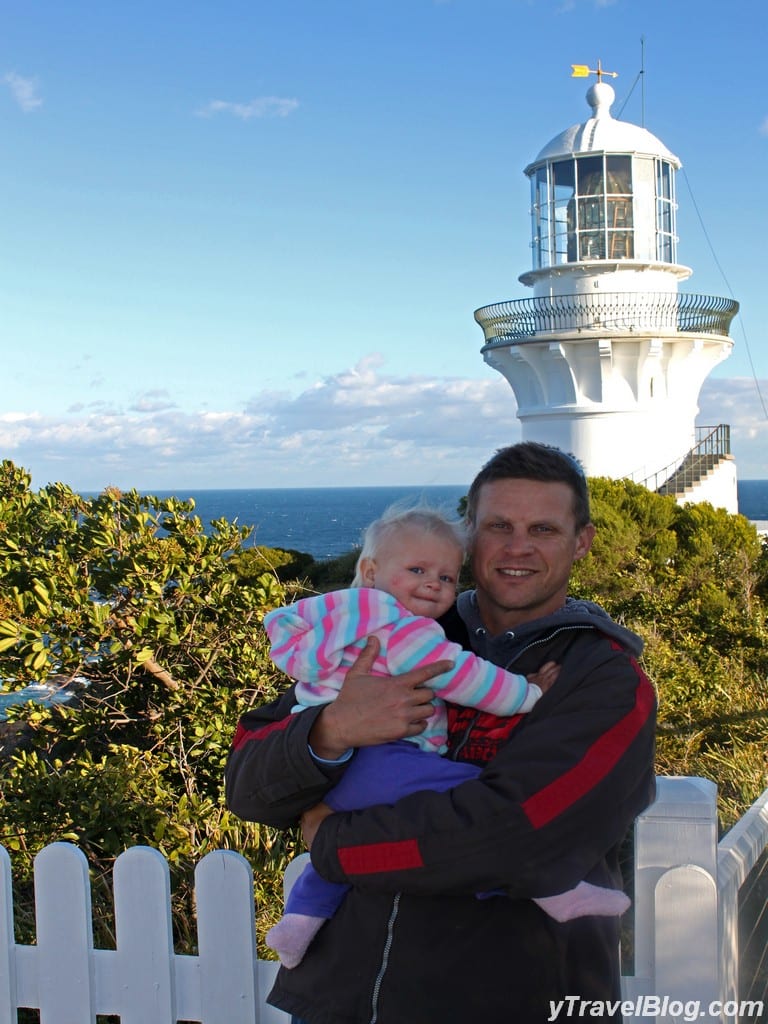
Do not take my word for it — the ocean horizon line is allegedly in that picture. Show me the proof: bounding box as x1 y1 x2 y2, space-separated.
86 479 766 493
75 481 768 559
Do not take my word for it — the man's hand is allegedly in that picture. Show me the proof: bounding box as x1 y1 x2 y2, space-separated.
300 801 334 849
308 636 452 760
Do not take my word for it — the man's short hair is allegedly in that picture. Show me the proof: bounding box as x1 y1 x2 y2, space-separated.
465 442 591 530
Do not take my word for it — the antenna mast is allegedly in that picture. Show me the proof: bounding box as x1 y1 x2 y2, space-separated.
640 36 646 127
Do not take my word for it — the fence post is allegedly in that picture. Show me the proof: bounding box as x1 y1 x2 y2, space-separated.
34 842 98 1023
112 845 176 1024
0 848 16 1024
194 849 259 1024
632 776 721 1021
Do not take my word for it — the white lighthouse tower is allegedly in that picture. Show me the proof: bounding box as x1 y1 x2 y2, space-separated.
474 65 740 512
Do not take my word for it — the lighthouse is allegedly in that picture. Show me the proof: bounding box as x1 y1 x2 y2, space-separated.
474 65 739 513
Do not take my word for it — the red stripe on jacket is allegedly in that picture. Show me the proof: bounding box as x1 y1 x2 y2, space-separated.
231 716 292 751
338 839 424 875
522 656 655 829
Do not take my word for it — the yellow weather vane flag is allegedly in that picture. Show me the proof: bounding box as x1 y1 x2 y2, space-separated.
571 60 618 82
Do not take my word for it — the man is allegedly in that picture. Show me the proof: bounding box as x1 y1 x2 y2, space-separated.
225 442 657 1023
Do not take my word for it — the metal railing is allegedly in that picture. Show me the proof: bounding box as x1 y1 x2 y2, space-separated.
475 292 739 346
633 425 731 496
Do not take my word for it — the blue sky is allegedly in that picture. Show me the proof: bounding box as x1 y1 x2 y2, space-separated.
1 0 766 491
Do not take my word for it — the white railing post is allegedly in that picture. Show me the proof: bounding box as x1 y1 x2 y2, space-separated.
630 776 721 1022
717 787 768 1021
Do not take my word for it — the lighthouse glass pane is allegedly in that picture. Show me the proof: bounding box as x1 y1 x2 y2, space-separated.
606 156 632 194
606 156 633 258
657 160 672 198
576 156 604 195
655 160 677 262
575 157 605 260
552 161 575 265
533 166 550 268
553 160 575 192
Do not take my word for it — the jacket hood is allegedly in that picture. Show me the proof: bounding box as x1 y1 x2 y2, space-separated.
456 591 644 660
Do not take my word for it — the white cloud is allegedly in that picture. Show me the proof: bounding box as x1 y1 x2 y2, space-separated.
129 391 178 414
3 72 42 112
2 369 766 491
195 97 299 120
698 377 768 477
760 116 768 137
0 369 516 489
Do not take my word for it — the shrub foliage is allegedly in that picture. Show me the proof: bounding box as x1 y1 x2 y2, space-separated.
572 478 768 828
0 460 298 952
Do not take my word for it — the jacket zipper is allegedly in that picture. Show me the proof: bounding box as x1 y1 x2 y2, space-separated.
366 622 595 1016
503 624 593 670
369 892 400 1023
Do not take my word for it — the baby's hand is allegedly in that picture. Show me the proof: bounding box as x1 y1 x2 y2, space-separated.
529 660 560 693
300 801 334 850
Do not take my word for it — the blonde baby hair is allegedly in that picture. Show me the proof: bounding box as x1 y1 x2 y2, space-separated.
351 503 466 587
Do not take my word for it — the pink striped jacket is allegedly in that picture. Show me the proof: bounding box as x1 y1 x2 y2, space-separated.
263 588 540 754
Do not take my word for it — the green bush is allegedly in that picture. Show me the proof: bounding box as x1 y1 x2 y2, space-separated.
572 479 768 830
0 460 297 953
231 545 315 584
0 458 766 960
305 548 361 591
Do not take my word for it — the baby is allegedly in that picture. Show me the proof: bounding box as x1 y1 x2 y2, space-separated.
264 505 630 968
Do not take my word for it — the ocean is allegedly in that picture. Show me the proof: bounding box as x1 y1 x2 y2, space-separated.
148 480 768 561
154 485 469 560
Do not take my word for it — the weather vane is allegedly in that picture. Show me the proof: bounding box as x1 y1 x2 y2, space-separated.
571 59 618 82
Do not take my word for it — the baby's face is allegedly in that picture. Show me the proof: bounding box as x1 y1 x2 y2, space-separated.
369 527 462 619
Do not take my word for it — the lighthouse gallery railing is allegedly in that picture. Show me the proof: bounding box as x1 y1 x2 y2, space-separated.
475 291 739 345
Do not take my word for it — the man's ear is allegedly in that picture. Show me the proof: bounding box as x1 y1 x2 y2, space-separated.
358 557 377 585
574 523 596 562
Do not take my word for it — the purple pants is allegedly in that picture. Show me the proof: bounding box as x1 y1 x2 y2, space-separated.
287 740 480 918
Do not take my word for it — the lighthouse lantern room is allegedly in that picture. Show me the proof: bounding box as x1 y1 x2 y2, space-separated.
474 66 739 512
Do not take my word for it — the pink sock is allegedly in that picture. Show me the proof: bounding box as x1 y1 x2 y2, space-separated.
533 881 631 923
266 913 326 969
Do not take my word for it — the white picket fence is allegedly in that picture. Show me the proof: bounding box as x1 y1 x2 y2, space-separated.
1 775 767 1023
0 842 290 1024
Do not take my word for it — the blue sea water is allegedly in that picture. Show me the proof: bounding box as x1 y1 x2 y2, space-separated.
0 682 78 718
153 485 469 560
737 480 768 521
147 480 767 560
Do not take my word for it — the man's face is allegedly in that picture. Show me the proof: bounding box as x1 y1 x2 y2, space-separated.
469 478 595 634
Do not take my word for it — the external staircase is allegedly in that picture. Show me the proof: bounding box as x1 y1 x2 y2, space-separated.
635 425 732 501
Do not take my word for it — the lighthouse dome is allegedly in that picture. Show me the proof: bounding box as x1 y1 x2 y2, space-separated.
526 82 680 171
